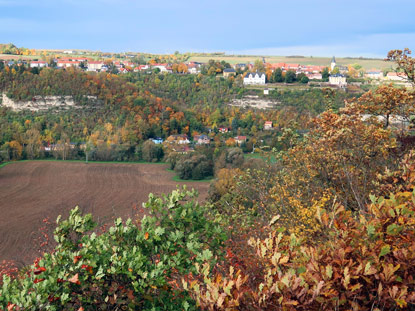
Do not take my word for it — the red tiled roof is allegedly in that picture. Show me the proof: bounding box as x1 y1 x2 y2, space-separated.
57 61 80 64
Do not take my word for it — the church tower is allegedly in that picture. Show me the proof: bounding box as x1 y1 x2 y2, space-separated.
330 56 336 71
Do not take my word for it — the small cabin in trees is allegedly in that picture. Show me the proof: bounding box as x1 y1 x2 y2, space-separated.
234 136 247 145
166 134 190 144
150 138 164 144
264 121 273 130
223 68 236 78
193 134 210 145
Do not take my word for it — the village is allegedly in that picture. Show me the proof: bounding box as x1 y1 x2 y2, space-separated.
1 52 411 89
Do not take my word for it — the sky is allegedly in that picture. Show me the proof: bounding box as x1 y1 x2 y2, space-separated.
1 0 415 57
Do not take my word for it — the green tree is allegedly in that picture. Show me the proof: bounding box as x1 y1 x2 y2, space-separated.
322 67 329 81
253 59 265 72
273 67 283 83
285 70 296 83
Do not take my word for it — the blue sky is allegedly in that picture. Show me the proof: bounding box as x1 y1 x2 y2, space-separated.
1 0 415 57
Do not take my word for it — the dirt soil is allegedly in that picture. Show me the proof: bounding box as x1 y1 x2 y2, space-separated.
0 161 209 265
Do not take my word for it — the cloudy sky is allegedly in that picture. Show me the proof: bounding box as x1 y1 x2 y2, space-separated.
1 0 414 57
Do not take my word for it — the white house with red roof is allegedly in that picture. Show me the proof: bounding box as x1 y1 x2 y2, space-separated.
118 67 129 74
306 73 323 80
122 61 135 68
234 136 247 145
285 63 300 71
264 121 273 130
57 60 81 68
30 61 48 68
152 63 169 72
386 72 408 81
187 62 201 74
87 61 105 72
134 65 149 72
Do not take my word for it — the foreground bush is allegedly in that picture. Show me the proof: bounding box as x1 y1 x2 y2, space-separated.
0 188 226 310
188 187 415 310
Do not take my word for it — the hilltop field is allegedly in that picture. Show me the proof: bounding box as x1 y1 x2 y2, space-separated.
188 55 394 70
0 161 209 265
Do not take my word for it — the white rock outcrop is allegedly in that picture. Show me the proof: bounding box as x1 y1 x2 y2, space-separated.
1 93 97 111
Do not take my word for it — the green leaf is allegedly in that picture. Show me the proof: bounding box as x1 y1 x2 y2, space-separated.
386 224 403 236
95 266 105 279
199 249 213 261
326 265 333 279
297 266 306 274
367 225 376 236
115 218 122 226
155 227 165 237
379 245 390 258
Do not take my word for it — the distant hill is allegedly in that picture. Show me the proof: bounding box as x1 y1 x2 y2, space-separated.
188 55 394 70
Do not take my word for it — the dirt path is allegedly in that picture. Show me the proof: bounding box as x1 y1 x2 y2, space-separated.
0 161 209 265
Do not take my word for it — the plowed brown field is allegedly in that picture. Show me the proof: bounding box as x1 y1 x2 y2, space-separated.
0 161 209 265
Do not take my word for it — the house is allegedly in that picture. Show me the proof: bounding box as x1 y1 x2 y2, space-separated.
223 68 236 78
57 61 81 68
338 66 348 74
166 134 190 144
122 61 135 68
243 72 266 85
150 137 163 144
30 61 48 68
152 63 169 73
264 121 273 130
306 73 322 80
329 74 347 87
235 63 247 70
264 88 269 95
386 72 408 81
219 127 229 133
187 62 202 74
193 134 210 145
63 50 75 54
234 136 247 145
301 65 325 74
365 70 384 80
87 61 105 72
59 57 89 62
118 67 129 74
171 145 194 154
270 62 286 70
285 63 300 71
134 65 149 72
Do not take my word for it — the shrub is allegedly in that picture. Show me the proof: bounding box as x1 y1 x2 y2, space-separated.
0 188 226 310
188 188 415 310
